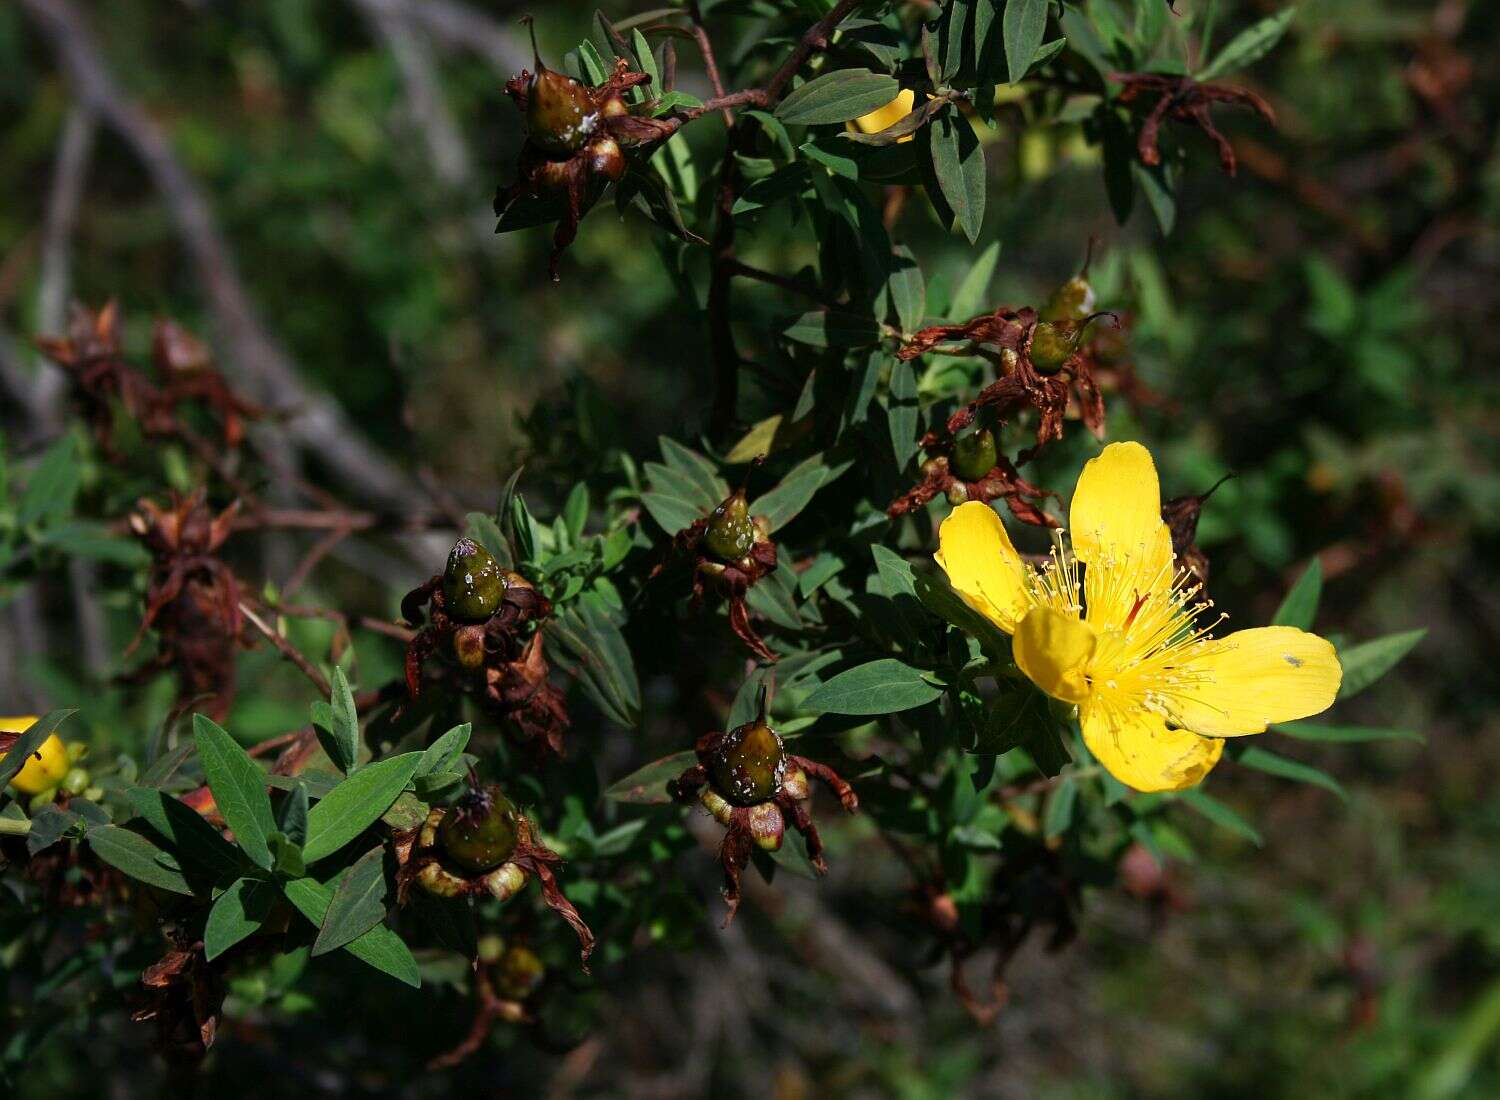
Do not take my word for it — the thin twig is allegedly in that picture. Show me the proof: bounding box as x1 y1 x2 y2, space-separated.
239 601 332 697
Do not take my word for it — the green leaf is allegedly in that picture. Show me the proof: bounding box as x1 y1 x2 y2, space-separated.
415 723 472 777
87 825 196 895
278 781 309 845
1273 721 1424 744
325 668 360 774
194 714 276 872
604 750 699 804
639 491 707 536
1002 0 1048 84
1042 777 1077 838
1177 789 1263 846
18 434 80 527
313 846 391 957
1197 7 1296 82
546 594 642 727
973 685 1052 756
302 753 422 864
886 244 926 332
950 240 1001 320
1337 630 1424 699
1234 746 1347 801
913 570 1012 665
1131 160 1176 235
269 831 306 879
928 108 986 243
1272 558 1323 630
0 709 77 788
127 787 242 884
750 453 836 532
205 877 275 960
887 359 920 470
775 69 901 126
282 876 420 988
782 309 882 348
35 521 149 565
658 437 728 505
803 658 945 715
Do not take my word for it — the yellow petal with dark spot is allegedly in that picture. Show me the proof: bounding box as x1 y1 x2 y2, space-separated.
1165 626 1342 737
935 501 1032 633
1081 704 1223 792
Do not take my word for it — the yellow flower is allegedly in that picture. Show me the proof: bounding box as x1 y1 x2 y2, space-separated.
936 442 1342 792
1 717 69 796
848 89 917 143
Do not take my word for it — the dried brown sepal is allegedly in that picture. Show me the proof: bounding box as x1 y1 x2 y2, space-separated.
131 935 224 1063
1161 473 1232 588
657 504 781 662
36 302 259 454
888 453 1060 529
402 565 567 758
125 490 246 721
1113 72 1277 176
426 966 532 1071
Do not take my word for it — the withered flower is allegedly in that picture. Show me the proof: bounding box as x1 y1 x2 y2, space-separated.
669 696 857 924
396 783 594 966
131 933 224 1063
1113 71 1277 176
660 487 780 661
401 538 568 756
497 25 677 279
126 490 244 722
36 303 259 453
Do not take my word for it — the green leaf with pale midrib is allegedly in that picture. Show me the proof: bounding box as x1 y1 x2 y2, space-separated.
302 753 421 864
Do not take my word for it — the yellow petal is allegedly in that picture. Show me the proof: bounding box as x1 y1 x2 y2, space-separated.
935 501 1032 633
1081 703 1223 792
2 732 70 795
1069 442 1176 632
848 89 916 139
1014 606 1096 704
0 716 40 734
1165 626 1342 737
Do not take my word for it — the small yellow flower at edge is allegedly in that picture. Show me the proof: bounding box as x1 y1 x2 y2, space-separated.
1 717 70 795
848 89 918 143
935 442 1342 793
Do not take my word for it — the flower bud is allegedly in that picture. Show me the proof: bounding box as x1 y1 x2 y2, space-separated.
587 137 625 183
946 482 970 505
62 767 90 796
451 623 487 672
438 785 521 872
496 944 546 1001
708 719 786 807
442 538 505 623
748 802 785 851
952 427 997 481
704 489 756 563
1039 275 1096 323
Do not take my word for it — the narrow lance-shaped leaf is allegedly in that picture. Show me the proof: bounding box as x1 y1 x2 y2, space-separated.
1272 558 1323 630
88 825 196 895
1003 0 1048 84
194 714 276 871
205 877 275 961
282 876 420 988
302 753 422 865
775 69 901 126
804 658 946 715
313 846 391 957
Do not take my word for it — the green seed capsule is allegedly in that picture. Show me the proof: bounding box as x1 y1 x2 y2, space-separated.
438 786 521 873
496 944 546 1001
61 767 90 796
528 68 596 157
952 428 998 481
709 719 786 807
1040 275 1096 323
1029 320 1081 374
704 490 756 562
442 538 505 623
